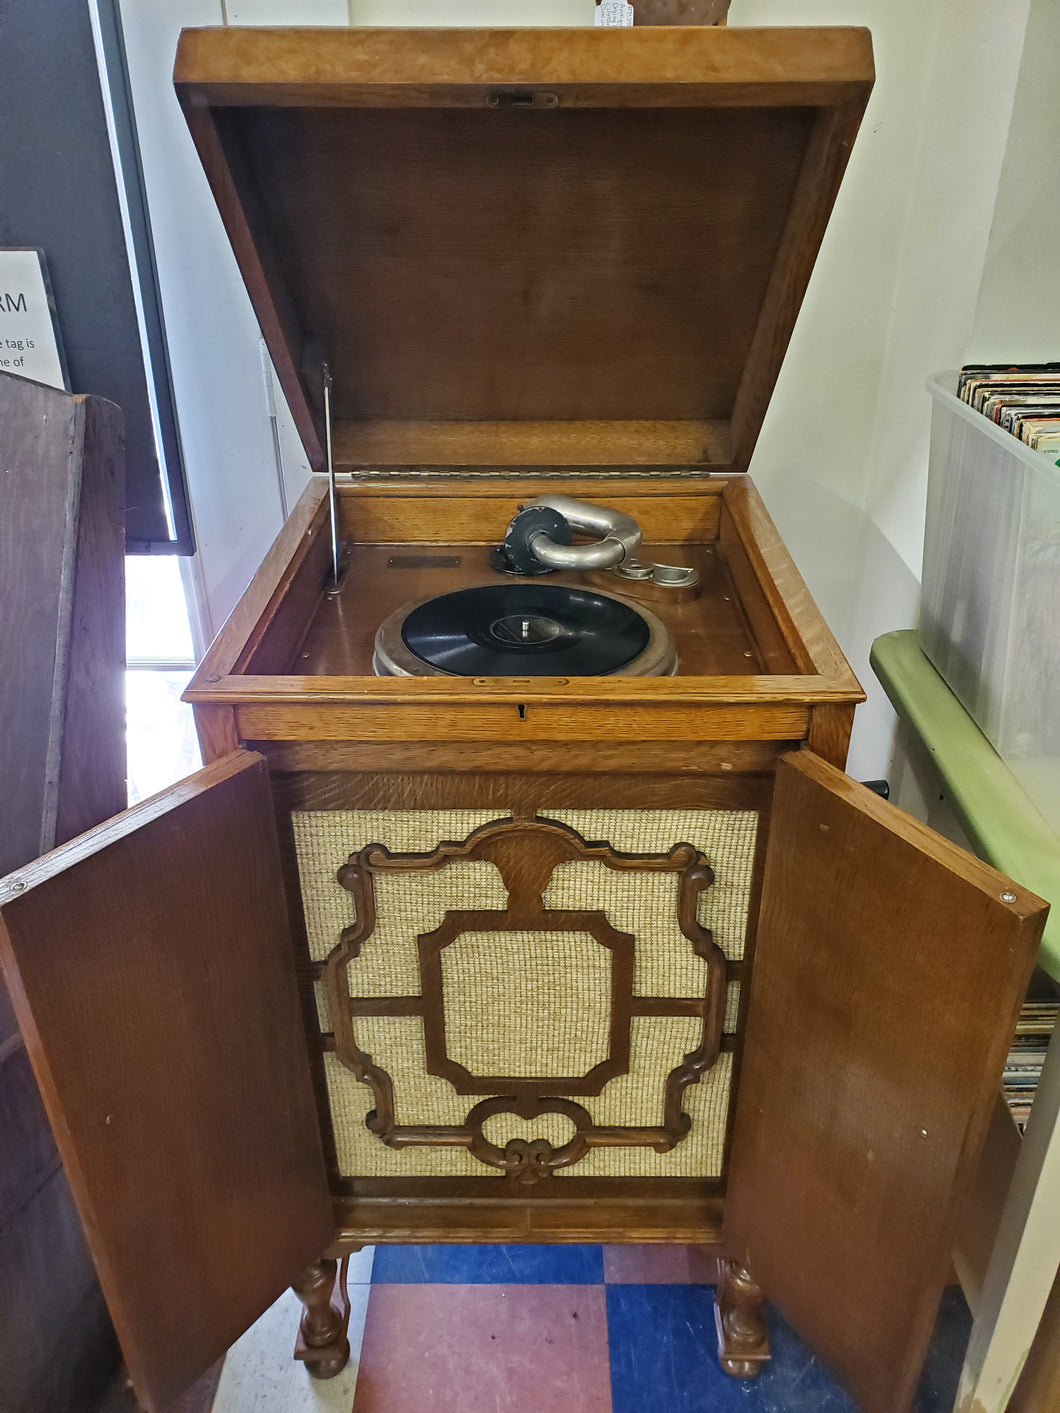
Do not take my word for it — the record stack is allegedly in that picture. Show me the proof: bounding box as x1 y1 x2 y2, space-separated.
1003 998 1059 1131
959 364 1060 463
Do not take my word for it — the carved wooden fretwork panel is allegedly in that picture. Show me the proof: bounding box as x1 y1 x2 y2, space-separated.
319 1025 734 1179
541 808 759 967
322 814 736 1183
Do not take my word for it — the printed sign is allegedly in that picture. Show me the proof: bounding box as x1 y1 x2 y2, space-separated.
596 2 635 25
0 249 67 389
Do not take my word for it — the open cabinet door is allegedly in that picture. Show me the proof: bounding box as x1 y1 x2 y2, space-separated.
725 751 1047 1413
0 752 333 1413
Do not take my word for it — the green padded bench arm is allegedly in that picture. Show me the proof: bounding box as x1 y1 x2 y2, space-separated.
871 630 1060 982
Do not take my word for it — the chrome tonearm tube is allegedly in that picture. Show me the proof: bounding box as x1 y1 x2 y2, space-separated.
495 495 699 592
520 495 642 570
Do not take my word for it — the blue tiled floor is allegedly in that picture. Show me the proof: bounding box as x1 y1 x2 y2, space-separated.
606 1282 971 1413
607 1284 860 1413
363 1244 972 1411
916 1287 974 1412
187 1242 973 1411
370 1241 606 1285
605 1279 970 1413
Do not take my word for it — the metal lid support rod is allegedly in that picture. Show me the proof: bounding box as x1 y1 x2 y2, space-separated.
322 362 348 596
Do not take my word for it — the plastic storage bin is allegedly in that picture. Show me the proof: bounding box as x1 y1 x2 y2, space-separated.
919 371 1060 832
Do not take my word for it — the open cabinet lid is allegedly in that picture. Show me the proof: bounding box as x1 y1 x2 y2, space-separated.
725 751 1048 1413
174 25 873 474
0 753 333 1413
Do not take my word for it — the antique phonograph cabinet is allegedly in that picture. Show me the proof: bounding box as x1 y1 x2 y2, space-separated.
0 25 1049 1413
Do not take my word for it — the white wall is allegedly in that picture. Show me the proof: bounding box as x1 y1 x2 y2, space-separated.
117 0 334 650
125 0 1040 782
348 0 595 19
729 0 1030 776
117 0 592 653
966 0 1060 363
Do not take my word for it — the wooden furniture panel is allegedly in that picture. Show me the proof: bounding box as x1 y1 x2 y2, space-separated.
954 1092 1022 1314
269 771 768 1239
336 480 725 544
331 420 732 469
331 1192 726 1247
634 0 731 23
197 480 329 684
252 739 796 776
173 25 874 110
296 543 759 678
718 482 852 681
0 373 125 1413
175 26 873 473
229 104 813 425
725 751 1047 1413
268 766 773 815
232 699 814 745
0 754 333 1413
185 479 862 761
871 631 1060 1413
0 373 125 873
54 395 127 843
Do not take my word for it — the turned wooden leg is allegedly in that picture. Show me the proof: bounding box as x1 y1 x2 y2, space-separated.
292 1255 352 1379
714 1260 770 1379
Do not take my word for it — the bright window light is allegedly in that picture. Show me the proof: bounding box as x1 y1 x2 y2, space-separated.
125 554 195 666
124 555 201 802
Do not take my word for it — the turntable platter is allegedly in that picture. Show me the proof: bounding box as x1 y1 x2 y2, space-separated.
373 583 675 677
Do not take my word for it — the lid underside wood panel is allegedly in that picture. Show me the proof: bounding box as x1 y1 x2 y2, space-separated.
225 104 812 425
175 26 873 472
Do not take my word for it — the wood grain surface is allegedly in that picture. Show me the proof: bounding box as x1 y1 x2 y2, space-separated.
728 98 867 467
193 480 329 686
184 478 862 757
0 754 333 1413
954 1094 1021 1313
174 26 874 105
175 26 872 474
335 479 725 543
633 0 731 22
268 766 771 817
210 103 813 425
0 374 126 1413
330 420 732 469
718 480 860 688
296 543 759 677
0 375 125 874
805 702 856 770
253 739 793 777
725 751 1048 1413
232 699 813 745
330 1192 726 1247
179 100 324 470
53 394 127 846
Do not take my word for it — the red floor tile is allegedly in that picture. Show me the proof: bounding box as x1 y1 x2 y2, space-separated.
602 1244 721 1285
352 1283 611 1413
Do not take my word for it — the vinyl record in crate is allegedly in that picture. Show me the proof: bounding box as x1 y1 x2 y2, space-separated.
373 582 676 677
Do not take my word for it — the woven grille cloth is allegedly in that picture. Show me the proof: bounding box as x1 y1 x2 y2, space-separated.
294 808 755 1178
440 930 612 1077
323 1022 732 1179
